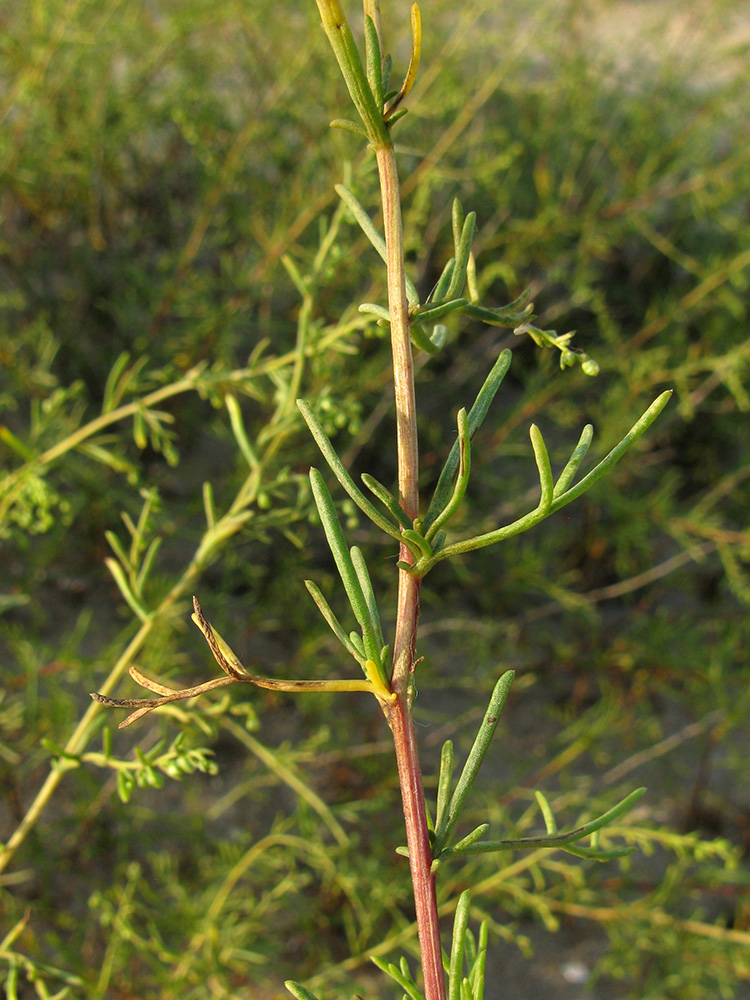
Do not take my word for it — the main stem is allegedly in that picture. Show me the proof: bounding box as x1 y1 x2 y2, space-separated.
376 141 446 1000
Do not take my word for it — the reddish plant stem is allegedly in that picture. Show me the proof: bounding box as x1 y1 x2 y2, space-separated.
375 140 447 1000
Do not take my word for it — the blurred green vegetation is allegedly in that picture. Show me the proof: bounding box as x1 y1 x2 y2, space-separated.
1 0 749 998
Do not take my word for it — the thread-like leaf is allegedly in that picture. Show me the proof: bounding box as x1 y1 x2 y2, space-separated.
451 823 489 853
429 258 455 304
535 790 558 835
448 890 471 1000
384 2 421 118
285 982 321 1000
446 213 476 301
364 14 384 108
434 391 672 564
446 787 646 858
426 408 471 542
451 198 464 250
361 473 412 529
105 558 149 622
410 320 443 355
309 468 378 652
304 579 364 664
463 288 533 328
423 350 512 533
336 185 419 306
550 391 672 509
529 424 553 513
351 545 385 656
298 399 403 542
315 0 387 145
371 956 424 1000
435 740 454 834
415 297 468 325
330 118 369 138
553 423 594 498
470 922 488 1000
434 672 514 853
401 528 433 560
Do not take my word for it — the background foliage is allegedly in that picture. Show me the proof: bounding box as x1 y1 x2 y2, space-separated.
1 0 749 998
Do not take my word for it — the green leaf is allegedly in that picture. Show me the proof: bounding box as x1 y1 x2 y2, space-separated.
304 579 365 664
309 468 379 658
315 0 388 146
552 423 594 498
433 672 514 854
336 185 419 307
285 982 322 1000
434 391 672 563
446 212 476 300
529 424 553 513
298 399 403 542
423 350 512 534
425 408 471 543
435 740 454 835
361 473 412 529
448 890 471 1000
364 14 384 108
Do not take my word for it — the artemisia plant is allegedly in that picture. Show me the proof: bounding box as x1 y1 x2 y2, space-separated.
94 3 670 998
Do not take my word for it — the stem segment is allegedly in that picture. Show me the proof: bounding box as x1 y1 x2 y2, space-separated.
376 140 446 1000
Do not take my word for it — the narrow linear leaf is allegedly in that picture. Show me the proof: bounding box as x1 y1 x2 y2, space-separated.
423 350 512 533
359 302 392 323
134 537 162 598
446 213 476 301
535 790 558 835
466 253 478 303
448 890 471 1000
550 391 672 511
298 399 403 542
429 257 455 304
202 481 216 530
451 823 489 854
361 473 412 529
304 579 364 664
426 408 471 542
349 631 366 658
447 787 647 857
309 468 378 651
351 545 386 654
105 559 149 622
470 922 488 1000
436 392 672 563
410 321 442 355
529 424 553 513
430 324 448 351
315 0 387 145
364 14 384 108
553 423 594 498
336 185 419 306
401 528 433 560
225 393 259 469
435 740 454 834
415 297 468 325
330 118 369 138
452 198 464 250
371 956 424 1000
105 530 131 573
285 982 322 1000
384 2 421 118
435 672 514 852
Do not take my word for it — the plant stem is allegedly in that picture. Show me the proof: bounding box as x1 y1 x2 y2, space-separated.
375 140 446 1000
